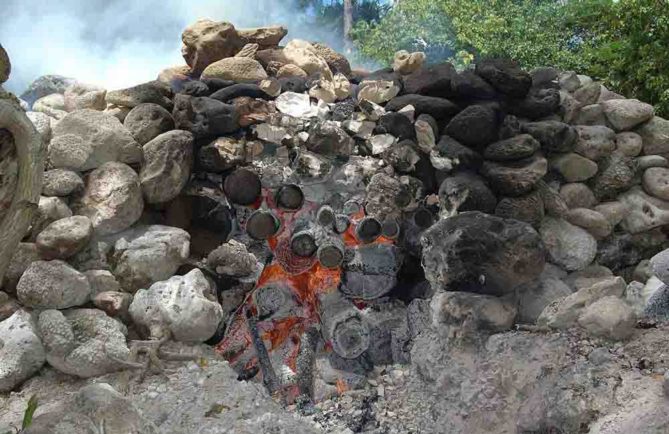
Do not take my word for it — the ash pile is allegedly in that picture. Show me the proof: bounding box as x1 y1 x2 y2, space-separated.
3 18 669 433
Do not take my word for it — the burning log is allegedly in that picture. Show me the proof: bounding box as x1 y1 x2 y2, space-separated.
319 291 370 359
340 244 403 300
355 216 382 243
246 209 280 240
316 205 336 228
381 218 401 240
290 221 318 258
275 183 304 210
317 236 346 269
253 283 298 319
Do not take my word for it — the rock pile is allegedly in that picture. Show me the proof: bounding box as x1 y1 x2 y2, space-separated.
2 17 669 434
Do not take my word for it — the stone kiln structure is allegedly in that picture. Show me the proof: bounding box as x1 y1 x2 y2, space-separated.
2 18 669 434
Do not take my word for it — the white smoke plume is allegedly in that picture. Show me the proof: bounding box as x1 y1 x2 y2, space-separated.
0 0 353 94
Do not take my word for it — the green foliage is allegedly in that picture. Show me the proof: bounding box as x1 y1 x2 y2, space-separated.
566 0 669 116
352 0 669 116
21 395 39 430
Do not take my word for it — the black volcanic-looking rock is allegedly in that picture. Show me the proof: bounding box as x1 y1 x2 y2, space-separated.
376 112 416 141
438 171 497 214
210 84 272 102
172 94 240 138
521 121 578 153
445 105 499 151
475 58 532 98
451 70 497 100
401 63 456 98
484 134 541 162
421 211 546 296
385 94 460 124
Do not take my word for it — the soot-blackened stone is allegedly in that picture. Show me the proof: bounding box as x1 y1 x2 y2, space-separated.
438 171 497 214
402 63 456 98
385 94 460 124
509 87 561 120
436 135 483 171
180 80 211 97
421 211 546 296
589 153 636 201
475 58 532 98
499 115 522 140
444 105 499 151
494 190 546 227
376 112 416 141
521 120 578 153
331 99 356 122
451 70 497 100
483 134 541 162
210 84 271 102
278 76 307 94
481 155 548 197
173 94 240 139
201 78 236 92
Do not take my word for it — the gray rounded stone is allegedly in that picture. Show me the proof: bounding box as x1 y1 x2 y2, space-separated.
72 162 143 235
559 183 597 209
36 215 93 260
123 103 175 145
42 169 84 197
0 310 46 392
17 260 91 309
551 153 598 182
643 167 669 201
139 130 194 204
539 217 597 271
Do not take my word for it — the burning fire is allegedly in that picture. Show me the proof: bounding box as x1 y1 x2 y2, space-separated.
215 185 393 402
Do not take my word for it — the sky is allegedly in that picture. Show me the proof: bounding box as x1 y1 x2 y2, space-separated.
0 0 355 93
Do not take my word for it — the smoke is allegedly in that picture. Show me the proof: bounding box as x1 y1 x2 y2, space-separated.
0 0 354 94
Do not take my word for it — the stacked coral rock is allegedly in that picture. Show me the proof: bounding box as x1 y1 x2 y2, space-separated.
3 19 669 406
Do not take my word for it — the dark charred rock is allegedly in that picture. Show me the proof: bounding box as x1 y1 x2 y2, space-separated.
210 84 271 102
530 67 559 88
383 139 421 173
436 135 483 171
499 115 522 140
481 155 548 197
509 88 561 120
180 80 211 97
421 211 545 296
106 80 174 111
376 112 416 141
438 171 497 214
167 183 234 256
475 58 532 98
495 190 546 226
385 94 459 124
596 228 667 272
444 105 499 151
201 78 236 92
173 94 240 138
278 76 308 94
331 99 356 122
306 121 354 158
483 134 541 162
451 70 497 100
402 63 456 98
522 120 578 153
590 153 636 200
